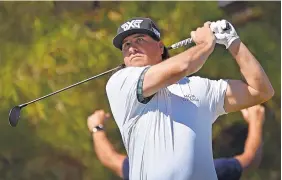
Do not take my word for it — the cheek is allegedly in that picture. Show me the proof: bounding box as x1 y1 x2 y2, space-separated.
145 45 161 58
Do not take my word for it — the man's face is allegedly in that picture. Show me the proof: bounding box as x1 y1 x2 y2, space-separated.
121 34 164 67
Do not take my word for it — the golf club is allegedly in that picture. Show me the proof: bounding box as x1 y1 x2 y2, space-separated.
9 22 231 127
9 64 125 127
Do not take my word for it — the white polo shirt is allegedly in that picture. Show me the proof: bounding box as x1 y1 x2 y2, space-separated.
106 66 228 180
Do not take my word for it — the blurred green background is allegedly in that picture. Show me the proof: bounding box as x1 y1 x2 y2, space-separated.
0 1 280 180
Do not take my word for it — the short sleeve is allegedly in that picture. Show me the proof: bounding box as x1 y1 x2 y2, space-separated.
136 66 155 104
122 157 130 180
106 66 150 128
214 158 243 180
205 79 228 123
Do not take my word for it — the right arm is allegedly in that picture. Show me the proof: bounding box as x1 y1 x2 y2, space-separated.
92 131 127 178
214 105 265 179
143 22 216 97
87 110 127 179
234 105 265 169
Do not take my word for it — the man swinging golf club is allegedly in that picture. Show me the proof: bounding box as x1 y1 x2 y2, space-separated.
104 17 274 179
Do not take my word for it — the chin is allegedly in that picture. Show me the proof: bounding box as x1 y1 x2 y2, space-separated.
129 58 149 67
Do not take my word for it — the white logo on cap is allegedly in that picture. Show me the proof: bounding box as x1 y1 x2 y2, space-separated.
121 20 144 31
152 27 160 38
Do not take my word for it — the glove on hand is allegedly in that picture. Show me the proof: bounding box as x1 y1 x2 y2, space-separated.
210 20 239 49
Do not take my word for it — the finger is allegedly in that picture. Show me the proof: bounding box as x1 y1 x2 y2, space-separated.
93 109 102 114
98 110 107 116
218 28 223 34
190 31 196 41
220 20 227 30
217 21 224 34
241 109 249 118
260 106 265 113
204 21 211 28
214 33 225 40
105 113 111 118
210 22 217 33
214 20 223 33
104 115 110 123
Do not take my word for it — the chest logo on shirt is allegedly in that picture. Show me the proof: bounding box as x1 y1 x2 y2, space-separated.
184 94 199 102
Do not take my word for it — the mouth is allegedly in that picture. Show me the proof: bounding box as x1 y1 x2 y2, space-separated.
131 55 143 61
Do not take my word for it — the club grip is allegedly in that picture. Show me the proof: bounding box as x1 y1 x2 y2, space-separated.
167 38 193 50
168 22 231 50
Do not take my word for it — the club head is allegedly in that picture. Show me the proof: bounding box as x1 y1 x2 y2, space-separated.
9 106 22 127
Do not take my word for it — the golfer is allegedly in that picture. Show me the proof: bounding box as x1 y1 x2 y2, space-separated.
105 17 274 180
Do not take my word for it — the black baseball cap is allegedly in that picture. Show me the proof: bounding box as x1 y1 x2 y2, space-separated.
113 17 161 50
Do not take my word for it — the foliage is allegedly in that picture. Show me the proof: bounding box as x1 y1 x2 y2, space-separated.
0 1 280 180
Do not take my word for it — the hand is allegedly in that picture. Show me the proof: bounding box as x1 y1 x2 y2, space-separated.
87 109 110 132
241 105 265 125
210 19 240 49
190 21 216 46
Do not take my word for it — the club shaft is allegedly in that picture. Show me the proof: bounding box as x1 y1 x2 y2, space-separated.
20 65 124 107
18 37 194 107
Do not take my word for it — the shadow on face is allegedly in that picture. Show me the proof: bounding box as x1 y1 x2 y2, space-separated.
122 34 164 67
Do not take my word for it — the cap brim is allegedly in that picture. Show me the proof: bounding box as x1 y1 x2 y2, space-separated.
113 29 160 50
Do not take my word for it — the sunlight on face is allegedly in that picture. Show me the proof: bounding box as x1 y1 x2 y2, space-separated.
122 34 163 67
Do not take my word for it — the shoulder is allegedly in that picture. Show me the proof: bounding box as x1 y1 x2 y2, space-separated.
214 158 242 180
186 76 215 84
107 66 149 84
185 76 211 89
187 76 228 89
107 67 137 83
122 157 130 180
106 66 148 91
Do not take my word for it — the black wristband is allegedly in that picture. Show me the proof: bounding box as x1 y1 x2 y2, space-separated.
92 124 104 133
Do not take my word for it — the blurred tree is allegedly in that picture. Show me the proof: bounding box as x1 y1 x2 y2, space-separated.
0 1 280 180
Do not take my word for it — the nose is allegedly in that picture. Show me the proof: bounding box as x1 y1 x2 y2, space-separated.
128 44 138 54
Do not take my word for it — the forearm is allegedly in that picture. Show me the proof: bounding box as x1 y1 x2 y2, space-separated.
235 122 263 169
244 122 263 156
143 41 215 97
92 132 125 177
229 39 274 99
175 41 215 75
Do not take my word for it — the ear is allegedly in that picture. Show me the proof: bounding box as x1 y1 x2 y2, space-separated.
159 42 164 54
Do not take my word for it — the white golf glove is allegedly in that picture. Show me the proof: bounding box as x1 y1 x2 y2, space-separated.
210 20 239 49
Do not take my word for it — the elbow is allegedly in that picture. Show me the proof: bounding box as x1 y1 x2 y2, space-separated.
256 83 275 103
235 153 256 170
99 157 111 168
269 86 275 98
262 86 275 102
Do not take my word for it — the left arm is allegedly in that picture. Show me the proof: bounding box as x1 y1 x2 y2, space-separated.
211 20 274 113
224 39 274 113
